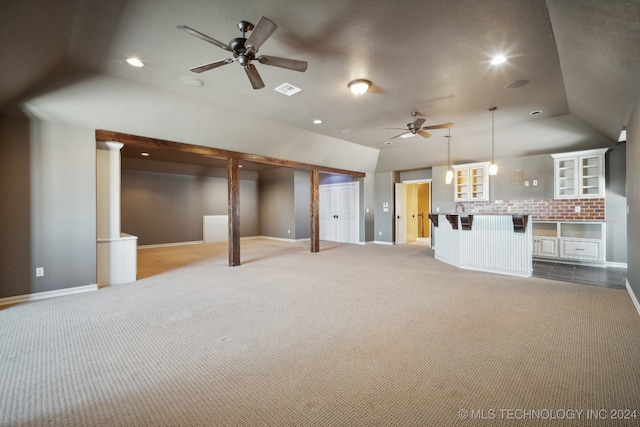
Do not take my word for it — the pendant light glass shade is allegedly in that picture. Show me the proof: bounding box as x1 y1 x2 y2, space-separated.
445 129 453 184
489 107 498 175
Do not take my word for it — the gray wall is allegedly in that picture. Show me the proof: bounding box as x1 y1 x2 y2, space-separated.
0 116 96 298
1 115 32 298
605 145 627 264
373 171 397 243
294 170 311 240
121 165 259 245
627 96 639 300
260 168 295 239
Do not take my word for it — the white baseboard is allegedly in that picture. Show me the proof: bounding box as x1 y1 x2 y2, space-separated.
0 284 99 308
139 240 204 249
607 261 628 269
373 240 394 245
625 279 640 318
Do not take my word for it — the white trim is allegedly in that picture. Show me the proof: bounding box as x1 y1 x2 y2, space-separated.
257 236 311 243
138 240 204 249
625 279 640 318
606 261 628 269
0 284 99 308
373 240 394 245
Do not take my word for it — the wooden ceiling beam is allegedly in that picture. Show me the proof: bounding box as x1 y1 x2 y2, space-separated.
96 130 365 177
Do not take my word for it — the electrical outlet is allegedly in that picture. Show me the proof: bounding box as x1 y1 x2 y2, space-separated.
574 205 581 213
287 229 290 234
524 181 530 187
36 267 44 277
378 231 382 236
507 206 512 212
533 180 538 186
436 207 440 212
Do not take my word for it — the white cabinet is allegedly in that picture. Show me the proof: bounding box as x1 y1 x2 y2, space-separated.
551 148 607 199
453 162 489 202
533 237 558 258
532 221 605 264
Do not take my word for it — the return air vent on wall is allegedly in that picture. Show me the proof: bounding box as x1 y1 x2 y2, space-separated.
274 83 302 96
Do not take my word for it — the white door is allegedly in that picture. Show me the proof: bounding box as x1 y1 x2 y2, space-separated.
320 186 337 241
395 183 407 244
320 182 359 243
336 183 357 243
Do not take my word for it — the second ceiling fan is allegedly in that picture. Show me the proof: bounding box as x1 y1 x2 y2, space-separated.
387 112 453 139
178 17 308 89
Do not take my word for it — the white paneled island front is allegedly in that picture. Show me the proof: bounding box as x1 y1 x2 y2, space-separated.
429 213 532 277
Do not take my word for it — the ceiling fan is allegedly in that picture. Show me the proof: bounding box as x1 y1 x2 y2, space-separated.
387 112 453 139
178 17 308 89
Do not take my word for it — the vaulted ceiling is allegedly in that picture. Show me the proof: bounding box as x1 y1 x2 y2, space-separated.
2 0 639 173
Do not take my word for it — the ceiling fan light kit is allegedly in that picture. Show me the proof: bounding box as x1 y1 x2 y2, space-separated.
178 17 308 90
348 79 371 95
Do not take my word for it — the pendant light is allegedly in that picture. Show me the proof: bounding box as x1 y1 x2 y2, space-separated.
445 128 453 184
489 106 498 175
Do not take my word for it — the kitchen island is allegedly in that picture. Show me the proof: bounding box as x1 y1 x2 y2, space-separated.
428 213 532 277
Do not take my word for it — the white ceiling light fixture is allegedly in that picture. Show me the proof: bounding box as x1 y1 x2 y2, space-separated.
399 133 416 139
489 106 498 175
491 55 507 65
141 152 150 157
445 129 453 185
313 119 323 124
348 79 371 95
126 57 145 67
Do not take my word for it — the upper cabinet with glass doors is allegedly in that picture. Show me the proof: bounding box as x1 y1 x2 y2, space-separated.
453 162 490 201
551 148 608 199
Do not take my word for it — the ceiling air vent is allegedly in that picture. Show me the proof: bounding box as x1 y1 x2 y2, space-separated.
274 83 302 96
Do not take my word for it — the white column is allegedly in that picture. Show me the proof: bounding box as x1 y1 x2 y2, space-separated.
96 141 137 286
96 141 124 239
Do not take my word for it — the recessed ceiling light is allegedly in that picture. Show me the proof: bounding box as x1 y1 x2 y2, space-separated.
180 76 204 87
141 152 150 157
126 57 144 67
529 110 542 115
491 55 507 65
313 119 322 124
341 129 352 134
384 140 393 145
505 80 529 90
399 133 416 139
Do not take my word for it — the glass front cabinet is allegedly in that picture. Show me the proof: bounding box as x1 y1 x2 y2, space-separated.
551 148 608 199
453 162 490 202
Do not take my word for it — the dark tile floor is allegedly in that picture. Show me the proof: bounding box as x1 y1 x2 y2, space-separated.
532 261 627 289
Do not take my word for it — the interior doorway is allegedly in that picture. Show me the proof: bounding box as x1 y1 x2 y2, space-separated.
395 180 431 246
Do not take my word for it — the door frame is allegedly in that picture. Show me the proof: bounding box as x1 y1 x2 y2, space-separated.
396 179 432 244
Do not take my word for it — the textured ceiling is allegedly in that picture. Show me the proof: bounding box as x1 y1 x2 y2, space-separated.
2 0 639 173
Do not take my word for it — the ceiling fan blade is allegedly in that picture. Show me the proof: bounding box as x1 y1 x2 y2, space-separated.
177 25 234 52
244 64 265 89
417 130 433 138
246 17 277 52
423 122 454 130
415 118 426 128
257 55 308 72
190 59 233 73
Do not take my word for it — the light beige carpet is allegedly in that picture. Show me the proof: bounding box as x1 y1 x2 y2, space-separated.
2 239 640 426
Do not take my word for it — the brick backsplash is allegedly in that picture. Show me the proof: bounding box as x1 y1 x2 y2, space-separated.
458 198 605 221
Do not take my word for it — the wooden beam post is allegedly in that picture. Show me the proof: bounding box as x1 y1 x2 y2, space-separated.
310 169 320 253
228 158 241 266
